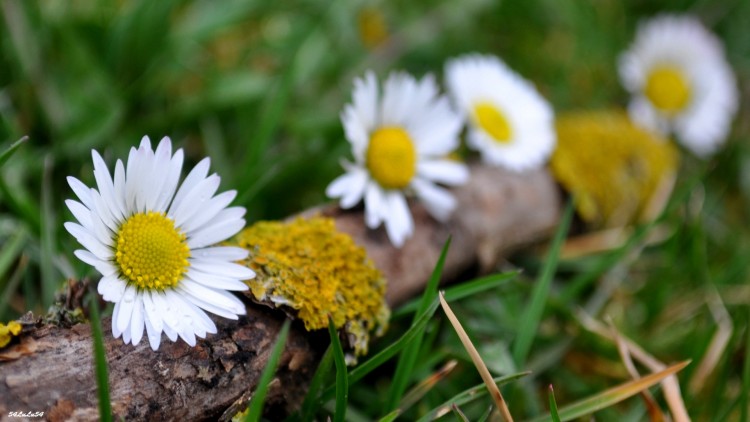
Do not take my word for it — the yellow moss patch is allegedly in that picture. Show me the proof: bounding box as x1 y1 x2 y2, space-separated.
551 111 678 228
0 321 22 348
233 217 389 359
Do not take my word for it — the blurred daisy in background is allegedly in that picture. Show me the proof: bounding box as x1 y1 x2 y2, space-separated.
65 137 254 350
326 71 468 247
445 54 556 171
619 14 738 157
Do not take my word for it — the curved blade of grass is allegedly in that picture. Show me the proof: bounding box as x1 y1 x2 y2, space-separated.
513 199 573 367
415 372 530 422
88 292 112 422
548 385 561 422
393 270 519 318
451 404 470 422
328 316 348 422
298 346 334 421
440 292 514 422
0 136 28 168
386 237 452 410
396 360 458 415
528 360 690 422
244 319 291 422
320 298 440 401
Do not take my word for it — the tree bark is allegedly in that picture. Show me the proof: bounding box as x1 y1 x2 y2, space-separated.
0 164 561 421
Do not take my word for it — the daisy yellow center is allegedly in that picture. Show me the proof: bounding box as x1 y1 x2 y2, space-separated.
474 102 513 143
366 127 416 189
115 211 190 291
645 66 691 113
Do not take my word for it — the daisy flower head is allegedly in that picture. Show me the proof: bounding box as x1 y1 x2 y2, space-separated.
326 71 469 248
65 136 254 350
619 14 739 157
445 54 556 171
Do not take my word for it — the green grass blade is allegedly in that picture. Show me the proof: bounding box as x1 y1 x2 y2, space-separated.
512 200 574 367
245 319 291 422
393 270 519 318
40 154 58 308
320 298 440 401
378 410 400 422
385 237 451 410
0 136 28 168
0 228 27 283
528 361 690 422
299 346 334 421
88 292 112 422
415 372 530 422
328 317 349 422
548 385 561 422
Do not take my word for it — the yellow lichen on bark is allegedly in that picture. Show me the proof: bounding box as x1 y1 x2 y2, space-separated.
233 217 389 359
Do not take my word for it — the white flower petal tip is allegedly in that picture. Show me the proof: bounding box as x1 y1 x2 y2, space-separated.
326 71 468 247
445 53 556 172
66 136 249 350
619 14 738 157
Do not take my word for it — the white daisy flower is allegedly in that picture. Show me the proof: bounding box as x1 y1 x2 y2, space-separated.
326 71 469 247
65 136 254 350
619 14 738 157
445 54 556 171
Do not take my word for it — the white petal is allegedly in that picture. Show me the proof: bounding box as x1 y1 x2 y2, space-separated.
64 222 111 260
180 279 245 314
189 260 256 280
169 157 211 215
65 199 93 228
111 301 123 339
92 150 124 220
412 178 457 222
113 160 129 217
67 177 94 210
76 250 117 277
171 174 221 227
116 285 137 333
179 190 237 233
326 168 368 209
186 270 250 291
383 191 413 247
190 246 249 261
142 290 163 333
364 182 386 229
97 275 126 302
164 290 197 346
144 313 162 351
130 294 145 346
180 288 240 320
417 160 469 186
187 215 245 249
154 149 184 212
163 324 178 342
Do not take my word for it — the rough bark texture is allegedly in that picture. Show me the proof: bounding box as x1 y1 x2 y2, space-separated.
0 164 561 421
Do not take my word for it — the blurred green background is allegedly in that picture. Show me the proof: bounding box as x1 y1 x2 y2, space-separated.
1 0 750 420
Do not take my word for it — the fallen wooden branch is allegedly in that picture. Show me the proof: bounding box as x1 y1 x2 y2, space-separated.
0 163 561 421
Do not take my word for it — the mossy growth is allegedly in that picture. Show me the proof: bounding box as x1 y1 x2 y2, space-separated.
233 216 389 361
551 110 679 228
